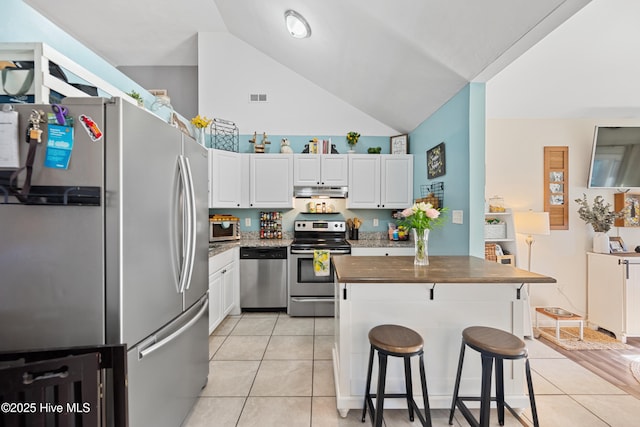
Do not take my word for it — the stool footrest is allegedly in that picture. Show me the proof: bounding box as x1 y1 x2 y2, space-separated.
365 394 428 426
454 396 521 427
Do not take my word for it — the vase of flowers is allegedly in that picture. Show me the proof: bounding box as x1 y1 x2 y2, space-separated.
190 114 212 146
346 131 360 153
398 202 446 265
575 194 622 253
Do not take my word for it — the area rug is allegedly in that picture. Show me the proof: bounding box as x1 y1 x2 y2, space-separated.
535 327 632 350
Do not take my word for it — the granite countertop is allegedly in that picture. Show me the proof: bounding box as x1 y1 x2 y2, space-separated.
347 239 413 248
208 238 292 257
332 255 557 284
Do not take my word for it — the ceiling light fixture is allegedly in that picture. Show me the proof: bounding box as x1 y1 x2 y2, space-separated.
284 10 311 39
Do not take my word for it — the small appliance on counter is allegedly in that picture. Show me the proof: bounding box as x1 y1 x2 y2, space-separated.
209 214 241 242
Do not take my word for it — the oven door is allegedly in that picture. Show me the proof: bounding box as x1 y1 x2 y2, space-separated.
289 250 342 317
289 249 349 296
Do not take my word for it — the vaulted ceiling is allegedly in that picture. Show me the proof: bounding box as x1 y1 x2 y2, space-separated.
25 0 591 132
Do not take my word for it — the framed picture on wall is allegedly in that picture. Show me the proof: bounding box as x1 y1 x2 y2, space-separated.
390 134 409 154
426 142 446 179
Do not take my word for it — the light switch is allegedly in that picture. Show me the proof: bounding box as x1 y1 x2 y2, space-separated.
373 218 379 227
452 210 463 224
245 218 251 227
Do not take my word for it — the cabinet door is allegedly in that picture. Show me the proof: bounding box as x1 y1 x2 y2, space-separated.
381 155 413 208
208 271 223 334
321 155 348 186
209 149 242 208
626 263 640 335
587 253 624 338
293 155 321 186
222 260 237 316
347 155 380 208
250 155 293 208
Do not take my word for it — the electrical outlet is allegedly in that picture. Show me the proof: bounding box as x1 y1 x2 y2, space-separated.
245 218 251 227
373 218 379 227
452 210 463 224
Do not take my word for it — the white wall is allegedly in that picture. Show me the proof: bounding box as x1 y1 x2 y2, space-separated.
486 118 640 316
197 32 397 136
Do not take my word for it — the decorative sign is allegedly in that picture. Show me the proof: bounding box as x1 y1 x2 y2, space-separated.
426 142 445 179
390 134 408 154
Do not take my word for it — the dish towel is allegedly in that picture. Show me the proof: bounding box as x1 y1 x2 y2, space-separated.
313 250 330 276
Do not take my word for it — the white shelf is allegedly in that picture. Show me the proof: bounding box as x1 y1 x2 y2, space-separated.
484 208 518 264
0 42 134 104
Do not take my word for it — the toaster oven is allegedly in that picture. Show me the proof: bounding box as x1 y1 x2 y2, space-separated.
209 215 241 242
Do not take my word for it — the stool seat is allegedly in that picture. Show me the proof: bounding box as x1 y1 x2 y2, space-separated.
462 326 526 358
369 324 424 354
363 324 431 427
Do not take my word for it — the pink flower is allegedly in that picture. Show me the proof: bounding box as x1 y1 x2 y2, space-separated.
425 208 440 219
401 207 414 217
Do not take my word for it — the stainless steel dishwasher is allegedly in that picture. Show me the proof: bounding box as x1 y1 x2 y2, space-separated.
239 246 288 310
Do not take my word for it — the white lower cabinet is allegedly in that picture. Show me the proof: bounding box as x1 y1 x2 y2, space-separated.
208 247 240 334
350 247 414 256
587 252 640 342
208 270 223 334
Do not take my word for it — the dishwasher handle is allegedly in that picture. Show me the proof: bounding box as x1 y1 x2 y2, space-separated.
240 246 288 259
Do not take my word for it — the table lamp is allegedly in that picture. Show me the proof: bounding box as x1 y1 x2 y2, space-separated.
515 211 550 271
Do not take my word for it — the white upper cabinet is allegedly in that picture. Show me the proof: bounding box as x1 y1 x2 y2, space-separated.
347 155 381 208
293 154 348 186
380 155 413 208
347 154 413 209
249 154 294 208
209 149 242 208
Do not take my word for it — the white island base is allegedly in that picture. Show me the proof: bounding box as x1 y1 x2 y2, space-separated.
332 281 531 417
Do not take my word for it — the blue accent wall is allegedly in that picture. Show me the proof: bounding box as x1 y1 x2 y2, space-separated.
409 83 486 256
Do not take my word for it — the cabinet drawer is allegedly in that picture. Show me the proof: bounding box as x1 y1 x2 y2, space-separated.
209 246 237 272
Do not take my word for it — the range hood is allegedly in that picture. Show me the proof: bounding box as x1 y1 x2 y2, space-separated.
293 186 348 198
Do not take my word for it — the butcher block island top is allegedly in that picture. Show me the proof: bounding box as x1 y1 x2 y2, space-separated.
332 255 556 284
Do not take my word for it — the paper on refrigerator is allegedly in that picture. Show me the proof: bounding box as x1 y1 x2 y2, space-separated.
0 110 19 168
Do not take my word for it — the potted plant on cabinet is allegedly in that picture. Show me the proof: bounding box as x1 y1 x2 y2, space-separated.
127 90 144 107
346 131 360 153
575 194 623 253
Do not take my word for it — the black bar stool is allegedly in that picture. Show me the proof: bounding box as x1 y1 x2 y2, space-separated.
448 326 539 427
362 324 431 427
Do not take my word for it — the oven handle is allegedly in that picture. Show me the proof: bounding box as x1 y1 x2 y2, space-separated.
290 249 351 255
291 297 335 303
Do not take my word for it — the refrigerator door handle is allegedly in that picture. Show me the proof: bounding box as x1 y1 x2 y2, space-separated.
177 155 195 294
183 156 197 290
138 295 208 359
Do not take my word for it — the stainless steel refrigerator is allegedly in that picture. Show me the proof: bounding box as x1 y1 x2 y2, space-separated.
0 97 209 427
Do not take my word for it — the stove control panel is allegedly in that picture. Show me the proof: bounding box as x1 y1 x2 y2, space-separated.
294 220 345 232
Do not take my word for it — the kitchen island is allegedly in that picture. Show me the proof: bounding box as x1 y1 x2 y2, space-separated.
331 255 556 417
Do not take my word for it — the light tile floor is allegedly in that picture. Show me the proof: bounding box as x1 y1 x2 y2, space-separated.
182 312 640 426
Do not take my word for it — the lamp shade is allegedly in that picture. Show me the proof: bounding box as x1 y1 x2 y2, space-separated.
515 211 550 236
